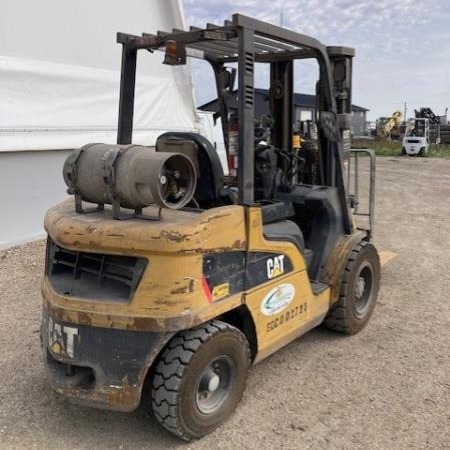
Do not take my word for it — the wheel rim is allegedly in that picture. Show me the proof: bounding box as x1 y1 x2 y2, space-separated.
352 261 374 319
195 355 235 415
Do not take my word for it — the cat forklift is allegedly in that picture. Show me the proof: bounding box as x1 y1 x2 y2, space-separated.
41 14 380 441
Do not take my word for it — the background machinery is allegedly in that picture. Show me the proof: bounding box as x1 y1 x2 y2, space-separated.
41 14 380 440
402 107 447 155
402 117 430 156
377 110 403 140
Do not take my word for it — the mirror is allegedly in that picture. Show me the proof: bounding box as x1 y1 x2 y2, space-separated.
163 40 187 65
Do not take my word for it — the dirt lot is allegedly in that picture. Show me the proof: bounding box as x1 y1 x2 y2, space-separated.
1 157 449 450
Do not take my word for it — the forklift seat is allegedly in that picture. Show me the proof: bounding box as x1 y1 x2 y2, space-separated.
156 132 225 208
264 220 314 268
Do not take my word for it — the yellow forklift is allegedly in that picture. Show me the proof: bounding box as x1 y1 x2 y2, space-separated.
41 14 380 440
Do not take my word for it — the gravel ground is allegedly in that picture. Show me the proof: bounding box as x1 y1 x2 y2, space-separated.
0 157 449 450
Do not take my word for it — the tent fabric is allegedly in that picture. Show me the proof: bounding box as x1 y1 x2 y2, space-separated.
0 0 199 247
0 54 197 152
0 0 197 152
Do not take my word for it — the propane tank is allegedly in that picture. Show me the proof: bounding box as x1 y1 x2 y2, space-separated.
63 143 197 211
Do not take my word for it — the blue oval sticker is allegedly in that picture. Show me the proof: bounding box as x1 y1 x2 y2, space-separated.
260 283 295 316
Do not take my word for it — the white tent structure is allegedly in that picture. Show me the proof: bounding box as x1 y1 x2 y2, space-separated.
0 0 198 248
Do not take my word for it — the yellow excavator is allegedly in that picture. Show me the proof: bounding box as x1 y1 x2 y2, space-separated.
378 110 403 140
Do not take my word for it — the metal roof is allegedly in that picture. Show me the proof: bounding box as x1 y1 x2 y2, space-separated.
200 89 369 113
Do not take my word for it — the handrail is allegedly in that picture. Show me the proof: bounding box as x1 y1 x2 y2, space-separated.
348 149 376 240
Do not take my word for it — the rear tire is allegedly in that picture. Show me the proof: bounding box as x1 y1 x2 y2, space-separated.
151 320 251 441
324 241 380 335
401 147 406 156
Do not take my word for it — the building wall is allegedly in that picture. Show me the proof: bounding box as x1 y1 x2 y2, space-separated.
0 0 195 152
0 150 71 248
294 106 314 122
352 110 368 137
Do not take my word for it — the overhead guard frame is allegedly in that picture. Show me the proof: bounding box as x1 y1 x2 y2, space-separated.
115 14 354 233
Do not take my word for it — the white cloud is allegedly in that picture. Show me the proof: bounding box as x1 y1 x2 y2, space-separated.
183 0 450 119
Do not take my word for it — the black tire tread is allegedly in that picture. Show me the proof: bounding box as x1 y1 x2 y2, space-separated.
151 320 250 441
324 241 380 334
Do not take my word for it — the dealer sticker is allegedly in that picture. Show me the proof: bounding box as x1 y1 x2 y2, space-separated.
260 283 295 316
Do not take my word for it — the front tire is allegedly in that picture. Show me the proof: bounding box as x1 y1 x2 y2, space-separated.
324 241 380 334
151 320 251 441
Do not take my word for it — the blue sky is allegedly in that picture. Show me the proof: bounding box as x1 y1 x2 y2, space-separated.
182 0 450 121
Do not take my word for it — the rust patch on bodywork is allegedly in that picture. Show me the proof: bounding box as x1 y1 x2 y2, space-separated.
42 305 176 411
199 212 231 225
56 381 141 412
45 200 246 255
171 278 196 294
160 230 188 242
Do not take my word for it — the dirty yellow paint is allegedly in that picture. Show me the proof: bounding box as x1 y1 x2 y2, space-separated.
42 199 375 364
43 200 246 326
322 230 367 305
379 250 398 267
244 207 330 361
50 341 63 356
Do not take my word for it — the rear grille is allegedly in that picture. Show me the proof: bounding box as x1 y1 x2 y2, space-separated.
46 239 147 302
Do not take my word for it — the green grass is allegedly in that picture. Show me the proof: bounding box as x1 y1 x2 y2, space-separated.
352 139 450 158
